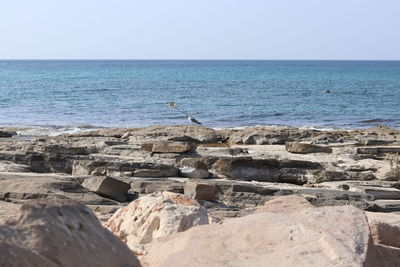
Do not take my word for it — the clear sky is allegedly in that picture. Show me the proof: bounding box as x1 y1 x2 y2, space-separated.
1 0 399 60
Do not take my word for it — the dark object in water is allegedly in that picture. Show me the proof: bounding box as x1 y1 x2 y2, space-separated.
324 90 332 94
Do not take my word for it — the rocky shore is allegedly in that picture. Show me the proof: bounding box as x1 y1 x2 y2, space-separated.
1 125 400 266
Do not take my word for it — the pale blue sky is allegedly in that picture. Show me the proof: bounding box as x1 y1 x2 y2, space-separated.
1 0 399 60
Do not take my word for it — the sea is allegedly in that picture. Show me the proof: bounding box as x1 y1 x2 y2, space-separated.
0 60 399 135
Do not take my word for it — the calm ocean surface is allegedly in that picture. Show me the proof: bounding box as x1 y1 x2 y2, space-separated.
0 60 399 133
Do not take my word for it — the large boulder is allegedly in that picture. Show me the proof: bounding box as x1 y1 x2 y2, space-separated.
143 205 372 267
0 200 140 267
106 192 209 254
285 142 332 154
82 176 131 202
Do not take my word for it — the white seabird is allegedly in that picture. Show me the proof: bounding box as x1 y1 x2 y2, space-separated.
166 101 177 109
188 115 201 125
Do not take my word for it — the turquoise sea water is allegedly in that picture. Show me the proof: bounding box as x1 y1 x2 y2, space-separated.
0 60 399 132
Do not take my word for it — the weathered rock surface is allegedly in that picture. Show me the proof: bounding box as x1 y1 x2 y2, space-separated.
257 195 314 213
141 141 197 153
285 141 333 154
143 205 372 267
82 176 131 202
106 192 209 254
366 211 400 248
180 160 210 179
0 200 140 267
0 201 20 223
0 172 119 206
184 182 218 201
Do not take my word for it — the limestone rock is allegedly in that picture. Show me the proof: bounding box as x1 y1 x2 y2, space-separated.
142 141 197 153
228 126 318 145
128 125 225 144
72 160 179 178
144 205 371 267
0 173 118 206
0 201 20 223
184 182 218 201
214 157 280 182
180 166 210 179
366 211 400 248
285 142 332 154
82 176 131 202
257 195 314 213
0 161 32 172
106 192 209 254
369 244 400 267
0 200 140 267
180 160 210 179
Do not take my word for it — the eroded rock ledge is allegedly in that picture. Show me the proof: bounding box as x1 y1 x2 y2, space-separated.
0 125 400 265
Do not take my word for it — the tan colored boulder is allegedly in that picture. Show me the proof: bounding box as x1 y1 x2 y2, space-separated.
366 211 400 248
144 206 371 267
285 142 332 154
82 176 131 202
257 195 314 213
106 192 209 254
0 200 140 267
184 182 218 201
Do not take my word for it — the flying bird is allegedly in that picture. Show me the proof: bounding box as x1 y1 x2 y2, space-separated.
188 115 202 125
166 101 177 109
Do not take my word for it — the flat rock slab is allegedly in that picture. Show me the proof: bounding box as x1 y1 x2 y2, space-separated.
141 141 197 153
257 195 314 213
82 176 131 202
144 205 371 267
351 186 400 200
285 142 332 154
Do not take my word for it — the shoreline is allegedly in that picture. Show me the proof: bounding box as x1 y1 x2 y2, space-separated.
1 123 400 265
2 122 400 138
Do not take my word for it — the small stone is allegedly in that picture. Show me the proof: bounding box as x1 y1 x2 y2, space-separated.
184 182 218 201
82 176 131 202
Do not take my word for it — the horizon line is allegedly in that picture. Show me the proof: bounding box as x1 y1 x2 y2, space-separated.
1 58 400 61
